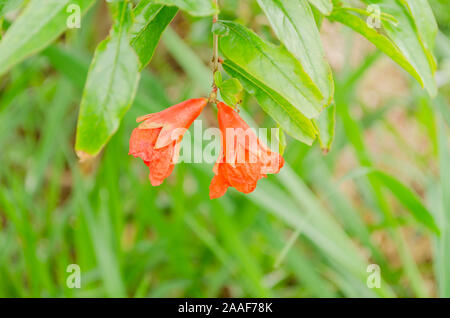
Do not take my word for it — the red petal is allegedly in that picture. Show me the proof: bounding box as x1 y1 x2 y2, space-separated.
129 128 178 186
146 141 176 186
217 102 250 132
130 98 207 186
209 171 229 199
138 98 207 149
129 128 160 162
210 102 285 198
223 163 260 194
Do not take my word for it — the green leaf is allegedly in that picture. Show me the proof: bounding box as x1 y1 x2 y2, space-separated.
313 102 335 153
372 171 440 235
337 6 399 25
75 1 140 157
400 0 438 72
361 0 437 96
308 0 332 15
219 78 243 105
147 0 218 17
0 0 95 76
257 0 334 105
212 21 229 36
223 60 317 145
221 78 242 94
329 9 430 96
214 71 222 87
131 2 178 69
219 21 324 119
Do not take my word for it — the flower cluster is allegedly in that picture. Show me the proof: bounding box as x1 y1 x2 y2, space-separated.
129 99 284 199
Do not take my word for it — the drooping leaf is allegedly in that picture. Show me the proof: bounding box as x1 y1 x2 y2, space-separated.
310 4 325 28
130 2 178 69
400 0 438 72
329 9 429 96
308 0 332 15
75 1 140 157
360 0 437 96
257 0 335 150
0 0 95 76
219 21 325 119
257 0 334 104
372 171 440 234
223 60 317 145
313 103 335 153
147 0 217 17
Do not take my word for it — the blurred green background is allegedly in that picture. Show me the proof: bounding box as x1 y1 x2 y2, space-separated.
1 0 450 297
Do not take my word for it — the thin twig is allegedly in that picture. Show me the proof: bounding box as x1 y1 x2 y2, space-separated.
209 0 220 103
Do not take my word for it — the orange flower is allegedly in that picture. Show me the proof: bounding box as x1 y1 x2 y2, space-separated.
209 102 284 199
129 98 207 186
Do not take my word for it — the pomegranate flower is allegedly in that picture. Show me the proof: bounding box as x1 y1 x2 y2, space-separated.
209 102 284 199
129 98 207 186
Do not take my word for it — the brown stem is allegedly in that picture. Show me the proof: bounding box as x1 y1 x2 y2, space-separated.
209 0 220 103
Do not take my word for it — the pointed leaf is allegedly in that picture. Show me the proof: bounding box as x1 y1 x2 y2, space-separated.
131 2 178 69
361 0 437 96
219 21 324 119
313 103 335 153
400 0 438 72
308 0 332 15
75 1 140 157
257 0 334 105
223 60 317 145
330 9 430 96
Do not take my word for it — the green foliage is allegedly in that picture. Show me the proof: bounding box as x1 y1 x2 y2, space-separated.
256 0 335 150
217 77 243 106
314 103 336 152
308 0 333 15
0 0 448 298
75 1 140 156
364 0 437 96
219 21 324 119
330 8 428 93
131 2 178 69
257 0 334 104
223 60 318 145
